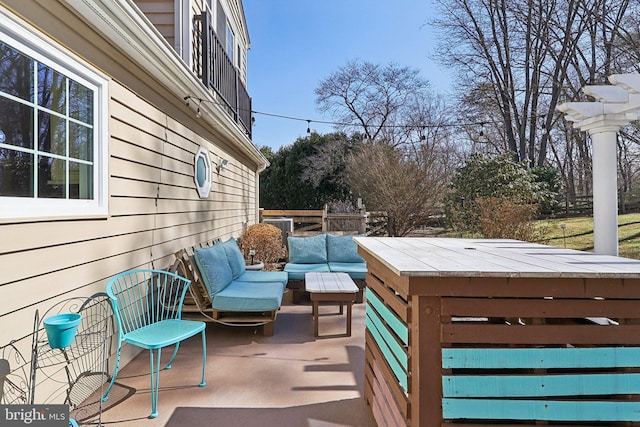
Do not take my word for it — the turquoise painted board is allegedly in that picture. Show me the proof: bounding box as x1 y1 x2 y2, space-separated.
442 347 640 369
366 302 408 369
443 398 640 421
366 290 408 345
443 373 640 397
365 314 408 392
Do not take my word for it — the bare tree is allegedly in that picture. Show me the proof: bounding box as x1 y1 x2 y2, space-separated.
315 60 432 148
432 0 638 166
346 142 453 236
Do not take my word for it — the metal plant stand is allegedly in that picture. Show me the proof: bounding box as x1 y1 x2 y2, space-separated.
29 293 114 426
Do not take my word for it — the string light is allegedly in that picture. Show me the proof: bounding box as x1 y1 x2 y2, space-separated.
182 94 541 132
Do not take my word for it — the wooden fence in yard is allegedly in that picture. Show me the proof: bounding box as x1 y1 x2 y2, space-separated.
546 194 640 217
259 208 389 236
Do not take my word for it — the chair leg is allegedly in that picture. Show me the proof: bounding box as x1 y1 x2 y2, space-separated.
101 344 122 402
165 343 180 370
200 330 206 387
149 348 162 419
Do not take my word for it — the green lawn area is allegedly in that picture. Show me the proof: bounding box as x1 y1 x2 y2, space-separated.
539 213 640 260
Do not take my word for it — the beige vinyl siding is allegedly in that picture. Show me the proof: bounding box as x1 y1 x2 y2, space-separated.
0 78 258 344
133 0 175 46
0 0 261 400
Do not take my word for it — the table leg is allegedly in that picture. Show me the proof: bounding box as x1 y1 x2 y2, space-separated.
346 301 353 336
313 301 319 337
339 302 344 315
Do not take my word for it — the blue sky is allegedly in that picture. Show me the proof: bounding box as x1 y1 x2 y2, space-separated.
243 0 451 150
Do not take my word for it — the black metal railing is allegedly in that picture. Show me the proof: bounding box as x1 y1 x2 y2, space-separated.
193 12 252 138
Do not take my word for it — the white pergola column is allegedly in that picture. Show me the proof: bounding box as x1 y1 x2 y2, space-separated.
558 75 640 256
582 123 623 256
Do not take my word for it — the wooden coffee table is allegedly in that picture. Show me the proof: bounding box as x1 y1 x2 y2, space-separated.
305 272 359 337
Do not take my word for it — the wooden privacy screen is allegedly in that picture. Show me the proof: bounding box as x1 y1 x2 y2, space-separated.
356 237 640 427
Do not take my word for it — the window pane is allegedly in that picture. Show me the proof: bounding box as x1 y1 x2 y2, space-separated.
0 148 33 197
38 63 66 114
38 155 65 198
0 42 33 101
226 26 234 62
0 96 34 149
69 122 92 161
38 111 66 156
69 80 93 123
69 161 93 200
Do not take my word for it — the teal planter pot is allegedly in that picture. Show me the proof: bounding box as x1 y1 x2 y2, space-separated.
43 313 82 349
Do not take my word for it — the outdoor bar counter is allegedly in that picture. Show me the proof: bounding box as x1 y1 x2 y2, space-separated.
354 237 640 427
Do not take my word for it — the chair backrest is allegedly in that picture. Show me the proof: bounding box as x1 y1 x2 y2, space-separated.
106 270 191 336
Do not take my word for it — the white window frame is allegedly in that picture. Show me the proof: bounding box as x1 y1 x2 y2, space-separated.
0 9 109 220
226 22 235 65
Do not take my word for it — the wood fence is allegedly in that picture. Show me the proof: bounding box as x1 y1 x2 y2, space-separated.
259 208 388 236
547 194 640 217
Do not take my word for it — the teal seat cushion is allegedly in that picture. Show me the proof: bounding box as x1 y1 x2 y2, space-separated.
194 245 233 297
288 234 328 263
220 238 246 279
327 234 365 263
236 270 288 285
212 281 285 312
124 319 206 350
284 263 330 280
328 262 367 280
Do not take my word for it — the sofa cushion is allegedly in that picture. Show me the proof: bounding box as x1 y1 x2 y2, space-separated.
236 270 288 285
328 262 368 280
326 234 366 263
194 245 233 297
220 238 246 279
212 281 285 312
288 234 328 263
284 263 331 280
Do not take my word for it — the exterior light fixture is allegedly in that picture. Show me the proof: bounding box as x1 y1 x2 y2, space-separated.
216 157 229 174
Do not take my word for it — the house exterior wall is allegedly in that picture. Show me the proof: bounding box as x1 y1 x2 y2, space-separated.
0 0 262 398
135 0 176 46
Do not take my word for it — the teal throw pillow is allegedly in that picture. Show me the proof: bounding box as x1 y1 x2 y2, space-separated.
194 244 233 296
221 238 246 279
288 234 327 264
326 234 365 263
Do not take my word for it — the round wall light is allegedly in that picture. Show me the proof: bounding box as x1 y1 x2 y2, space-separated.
194 146 212 198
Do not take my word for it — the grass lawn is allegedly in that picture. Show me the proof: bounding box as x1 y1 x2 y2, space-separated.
539 213 640 260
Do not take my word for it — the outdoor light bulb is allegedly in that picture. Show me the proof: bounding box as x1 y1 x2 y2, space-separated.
184 96 190 107
196 107 201 118
306 120 311 134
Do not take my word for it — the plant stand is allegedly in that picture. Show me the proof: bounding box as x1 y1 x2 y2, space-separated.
30 293 113 426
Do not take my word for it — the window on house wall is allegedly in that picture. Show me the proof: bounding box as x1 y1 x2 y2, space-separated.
226 23 235 65
0 12 108 220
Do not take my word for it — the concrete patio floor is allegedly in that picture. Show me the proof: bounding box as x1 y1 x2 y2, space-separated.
97 292 377 427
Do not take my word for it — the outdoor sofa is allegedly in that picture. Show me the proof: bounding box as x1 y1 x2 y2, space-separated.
284 233 367 303
172 238 287 336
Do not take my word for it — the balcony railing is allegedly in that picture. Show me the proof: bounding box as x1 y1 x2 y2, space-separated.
193 12 252 138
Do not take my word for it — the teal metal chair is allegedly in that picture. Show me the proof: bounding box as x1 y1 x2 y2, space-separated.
102 269 206 418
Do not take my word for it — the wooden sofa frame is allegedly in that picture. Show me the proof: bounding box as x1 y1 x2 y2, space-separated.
170 242 279 336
